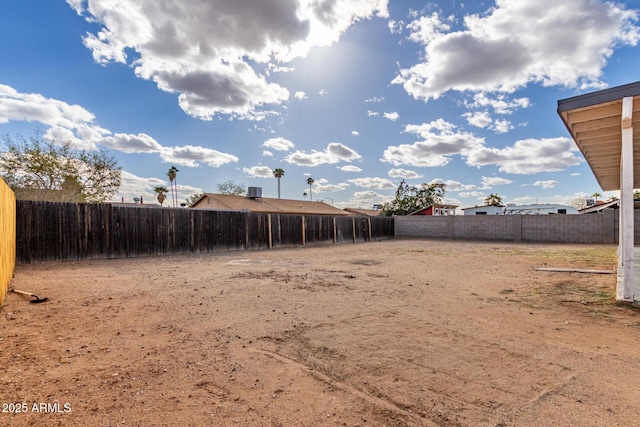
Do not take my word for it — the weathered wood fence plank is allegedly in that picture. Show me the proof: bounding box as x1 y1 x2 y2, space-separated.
0 177 16 304
15 201 394 263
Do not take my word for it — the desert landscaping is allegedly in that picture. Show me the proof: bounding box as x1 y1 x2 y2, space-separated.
1 239 639 426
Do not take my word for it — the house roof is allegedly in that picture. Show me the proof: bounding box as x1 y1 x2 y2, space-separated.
343 208 383 217
579 199 620 214
461 205 504 210
557 81 640 191
192 193 351 216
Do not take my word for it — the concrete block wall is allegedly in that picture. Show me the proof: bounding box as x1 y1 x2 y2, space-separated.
452 216 513 241
395 209 621 244
394 216 450 239
521 214 615 243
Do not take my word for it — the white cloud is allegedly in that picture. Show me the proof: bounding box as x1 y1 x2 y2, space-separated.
319 89 328 96
382 119 485 167
0 84 107 149
267 64 295 74
383 112 400 121
467 93 530 115
243 165 273 178
406 12 451 44
393 0 640 101
294 91 307 100
481 176 513 188
160 145 239 168
337 190 392 209
532 180 559 189
72 0 388 120
315 182 350 193
388 20 403 35
347 177 396 190
492 119 513 134
116 170 166 203
367 110 379 116
262 137 295 151
430 179 478 192
364 96 384 103
463 111 492 128
100 133 164 153
284 142 361 166
388 168 423 179
459 191 485 198
339 165 362 172
467 137 583 174
115 170 203 205
463 111 513 133
0 85 242 168
384 118 582 174
263 150 274 157
351 130 359 136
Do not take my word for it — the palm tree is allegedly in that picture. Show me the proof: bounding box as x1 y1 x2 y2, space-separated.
273 168 285 199
484 193 503 206
154 186 169 206
591 192 601 202
306 177 315 201
167 166 179 207
303 192 307 201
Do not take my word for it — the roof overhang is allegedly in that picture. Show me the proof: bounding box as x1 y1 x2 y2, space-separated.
558 81 640 191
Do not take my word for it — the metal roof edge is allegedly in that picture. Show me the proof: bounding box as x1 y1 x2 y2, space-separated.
557 81 640 113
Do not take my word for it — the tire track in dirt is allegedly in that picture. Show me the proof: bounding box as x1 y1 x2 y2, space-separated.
247 346 438 427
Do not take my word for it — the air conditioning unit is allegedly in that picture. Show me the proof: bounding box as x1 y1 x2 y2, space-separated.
247 186 262 199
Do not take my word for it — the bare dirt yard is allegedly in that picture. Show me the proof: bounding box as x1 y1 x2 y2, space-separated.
1 239 640 427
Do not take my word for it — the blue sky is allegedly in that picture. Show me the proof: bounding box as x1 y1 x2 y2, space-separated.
1 0 639 209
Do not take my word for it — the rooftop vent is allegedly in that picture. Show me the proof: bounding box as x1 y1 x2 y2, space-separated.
247 186 262 199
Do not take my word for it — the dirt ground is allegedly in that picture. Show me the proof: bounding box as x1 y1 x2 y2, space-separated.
1 239 639 426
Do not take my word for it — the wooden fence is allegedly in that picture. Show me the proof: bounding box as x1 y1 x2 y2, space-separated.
0 178 16 305
16 201 394 263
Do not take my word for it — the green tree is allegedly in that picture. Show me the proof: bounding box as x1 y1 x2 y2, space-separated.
273 168 285 199
167 166 179 207
484 193 503 206
217 180 246 196
306 177 315 201
381 180 446 216
154 186 169 206
0 133 121 203
591 192 601 202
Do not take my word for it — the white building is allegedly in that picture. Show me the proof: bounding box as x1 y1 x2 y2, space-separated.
463 204 578 215
504 204 578 215
462 205 505 215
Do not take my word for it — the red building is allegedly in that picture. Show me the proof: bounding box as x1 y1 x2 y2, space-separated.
409 204 458 216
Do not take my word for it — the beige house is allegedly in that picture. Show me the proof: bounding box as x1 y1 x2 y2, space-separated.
191 192 351 216
343 208 383 217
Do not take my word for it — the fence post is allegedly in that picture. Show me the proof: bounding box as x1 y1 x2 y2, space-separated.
301 216 306 246
268 214 273 249
352 217 356 242
244 212 250 249
333 217 337 244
